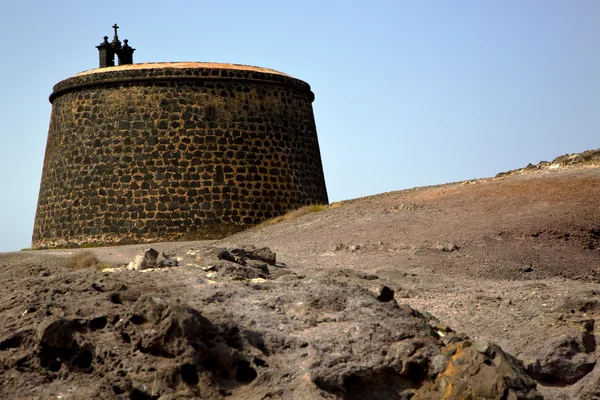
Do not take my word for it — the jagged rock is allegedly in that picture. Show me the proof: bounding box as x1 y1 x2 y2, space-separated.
415 340 542 399
127 248 178 270
433 322 453 333
283 280 542 400
217 248 237 263
216 260 267 280
155 252 178 268
128 296 214 357
244 246 277 265
525 334 596 385
229 248 248 263
246 259 269 274
127 248 158 271
36 317 76 349
368 285 395 302
434 243 460 252
210 246 277 272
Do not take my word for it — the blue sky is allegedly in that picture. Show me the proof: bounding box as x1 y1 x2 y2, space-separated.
0 1 598 252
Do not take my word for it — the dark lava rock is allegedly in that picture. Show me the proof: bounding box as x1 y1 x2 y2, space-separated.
361 273 379 281
216 260 267 280
244 246 277 265
526 334 596 385
36 317 76 349
245 259 270 274
229 248 248 263
0 251 542 399
128 295 214 357
155 252 178 268
368 285 395 302
0 329 31 351
217 248 236 263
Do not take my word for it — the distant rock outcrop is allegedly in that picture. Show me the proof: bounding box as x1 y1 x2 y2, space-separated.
496 148 600 178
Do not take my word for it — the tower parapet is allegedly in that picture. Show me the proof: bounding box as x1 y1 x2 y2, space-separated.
96 24 135 68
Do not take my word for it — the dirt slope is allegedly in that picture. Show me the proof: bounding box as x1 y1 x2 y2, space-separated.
225 164 600 281
219 162 600 398
1 152 600 399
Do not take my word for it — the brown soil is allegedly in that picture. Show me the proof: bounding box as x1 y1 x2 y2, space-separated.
2 156 600 399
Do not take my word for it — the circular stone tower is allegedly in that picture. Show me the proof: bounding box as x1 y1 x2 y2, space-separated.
32 62 328 248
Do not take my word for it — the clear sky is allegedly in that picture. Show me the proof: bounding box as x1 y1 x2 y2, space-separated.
0 1 598 252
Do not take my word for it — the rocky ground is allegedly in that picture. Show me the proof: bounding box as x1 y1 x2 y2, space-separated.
1 150 600 399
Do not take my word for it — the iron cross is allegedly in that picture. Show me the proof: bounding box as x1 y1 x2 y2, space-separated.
112 24 119 38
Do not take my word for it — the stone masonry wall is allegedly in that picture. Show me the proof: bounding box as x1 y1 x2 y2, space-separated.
32 64 328 248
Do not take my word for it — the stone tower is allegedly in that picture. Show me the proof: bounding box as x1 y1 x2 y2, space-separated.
32 27 328 249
